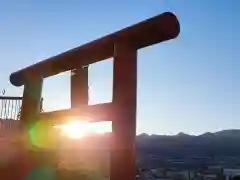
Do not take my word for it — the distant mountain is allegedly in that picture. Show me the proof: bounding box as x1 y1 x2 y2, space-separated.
212 129 240 138
135 129 240 158
137 129 240 138
176 132 192 137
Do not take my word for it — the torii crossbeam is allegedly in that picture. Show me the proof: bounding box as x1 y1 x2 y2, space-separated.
10 12 180 180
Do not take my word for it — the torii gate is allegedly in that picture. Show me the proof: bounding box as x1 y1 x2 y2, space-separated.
9 12 180 180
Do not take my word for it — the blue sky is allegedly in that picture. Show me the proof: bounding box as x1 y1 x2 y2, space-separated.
0 1 238 135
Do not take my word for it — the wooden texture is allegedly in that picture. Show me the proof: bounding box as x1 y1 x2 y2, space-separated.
110 42 137 180
10 12 180 87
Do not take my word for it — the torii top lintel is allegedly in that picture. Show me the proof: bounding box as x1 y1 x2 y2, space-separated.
10 12 180 87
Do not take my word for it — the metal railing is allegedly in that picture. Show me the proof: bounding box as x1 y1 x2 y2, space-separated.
0 96 22 120
0 96 43 132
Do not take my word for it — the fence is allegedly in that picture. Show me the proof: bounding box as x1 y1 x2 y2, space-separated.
0 96 43 132
0 96 22 121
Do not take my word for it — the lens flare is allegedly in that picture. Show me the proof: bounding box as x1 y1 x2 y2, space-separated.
28 120 56 149
54 120 111 139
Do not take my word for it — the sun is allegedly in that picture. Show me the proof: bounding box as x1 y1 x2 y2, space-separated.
54 120 112 139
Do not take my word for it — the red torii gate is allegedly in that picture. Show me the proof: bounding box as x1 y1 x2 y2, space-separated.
9 12 180 180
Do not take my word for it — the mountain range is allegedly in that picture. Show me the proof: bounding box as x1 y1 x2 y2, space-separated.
135 129 240 158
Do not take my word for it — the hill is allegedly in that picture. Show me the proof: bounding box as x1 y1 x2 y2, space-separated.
136 129 240 158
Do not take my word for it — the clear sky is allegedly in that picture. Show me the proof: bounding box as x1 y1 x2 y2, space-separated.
0 1 239 135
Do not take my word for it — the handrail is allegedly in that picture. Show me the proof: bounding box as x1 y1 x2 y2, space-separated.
0 96 23 100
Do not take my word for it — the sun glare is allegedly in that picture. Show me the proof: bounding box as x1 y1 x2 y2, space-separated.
54 120 112 139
